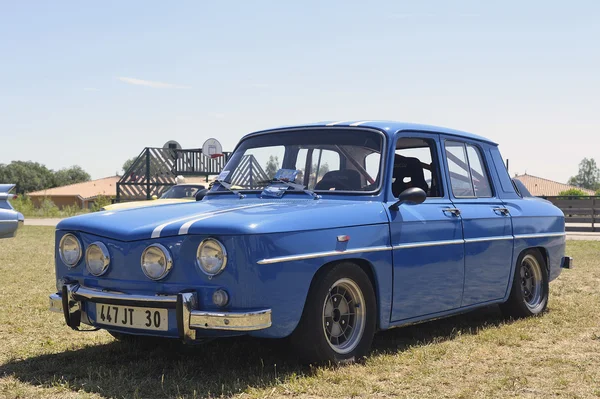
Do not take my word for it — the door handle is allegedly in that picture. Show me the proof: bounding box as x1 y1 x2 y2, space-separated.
493 207 510 216
443 208 461 216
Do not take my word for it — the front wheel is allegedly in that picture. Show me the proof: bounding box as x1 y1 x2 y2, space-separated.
501 249 549 318
290 262 377 364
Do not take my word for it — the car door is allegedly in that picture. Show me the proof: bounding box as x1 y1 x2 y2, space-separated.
442 139 514 306
389 132 465 322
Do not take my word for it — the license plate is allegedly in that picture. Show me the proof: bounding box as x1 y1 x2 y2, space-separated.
94 303 168 331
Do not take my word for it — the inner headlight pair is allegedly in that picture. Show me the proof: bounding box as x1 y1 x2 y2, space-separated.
59 234 110 276
140 239 227 280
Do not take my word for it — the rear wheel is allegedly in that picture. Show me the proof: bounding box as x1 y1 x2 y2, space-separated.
290 262 376 364
501 249 549 318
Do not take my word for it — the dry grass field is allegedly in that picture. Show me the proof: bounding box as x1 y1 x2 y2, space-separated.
0 226 599 398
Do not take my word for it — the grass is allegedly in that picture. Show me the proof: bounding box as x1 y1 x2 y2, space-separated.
0 227 599 398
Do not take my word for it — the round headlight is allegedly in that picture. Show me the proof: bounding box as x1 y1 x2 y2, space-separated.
196 238 227 276
141 244 173 280
86 242 110 276
59 233 82 267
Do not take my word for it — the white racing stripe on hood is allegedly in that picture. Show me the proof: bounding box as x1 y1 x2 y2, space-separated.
174 202 276 236
151 203 274 238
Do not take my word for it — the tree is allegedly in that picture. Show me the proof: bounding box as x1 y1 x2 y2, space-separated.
0 161 55 194
0 161 91 194
265 156 280 179
558 188 587 197
122 157 137 174
568 158 600 190
53 165 91 187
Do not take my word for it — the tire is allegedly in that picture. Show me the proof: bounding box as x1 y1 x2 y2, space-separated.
290 262 377 364
500 249 549 318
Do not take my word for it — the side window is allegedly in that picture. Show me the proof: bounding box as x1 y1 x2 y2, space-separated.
309 149 340 189
445 142 475 197
394 137 443 198
444 141 493 198
466 145 492 197
365 153 380 182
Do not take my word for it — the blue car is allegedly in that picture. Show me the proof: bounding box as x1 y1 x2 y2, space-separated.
49 121 572 363
0 184 24 239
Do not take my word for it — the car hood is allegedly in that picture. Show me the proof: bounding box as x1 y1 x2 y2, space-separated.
57 199 389 241
102 198 194 211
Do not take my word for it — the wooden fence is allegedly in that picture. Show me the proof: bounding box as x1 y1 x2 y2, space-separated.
544 196 600 232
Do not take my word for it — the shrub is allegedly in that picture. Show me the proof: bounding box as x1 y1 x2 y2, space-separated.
10 195 35 216
90 195 112 212
557 188 587 197
62 204 83 217
38 197 61 218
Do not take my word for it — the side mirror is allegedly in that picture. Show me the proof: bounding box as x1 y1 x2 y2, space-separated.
195 188 209 201
390 187 426 210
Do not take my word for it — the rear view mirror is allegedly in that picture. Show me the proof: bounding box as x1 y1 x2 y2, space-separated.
390 187 426 210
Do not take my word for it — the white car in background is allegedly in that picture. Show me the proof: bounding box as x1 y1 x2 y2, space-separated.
0 184 24 238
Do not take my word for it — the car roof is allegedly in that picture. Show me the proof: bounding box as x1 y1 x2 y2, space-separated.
245 120 497 145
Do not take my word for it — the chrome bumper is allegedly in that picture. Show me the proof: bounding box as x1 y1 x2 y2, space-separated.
49 283 272 341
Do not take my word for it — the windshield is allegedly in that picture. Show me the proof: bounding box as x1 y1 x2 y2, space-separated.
211 129 384 193
160 185 204 199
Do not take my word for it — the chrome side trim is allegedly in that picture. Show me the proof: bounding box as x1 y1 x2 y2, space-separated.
514 232 566 240
464 235 514 244
190 309 272 331
256 245 392 265
393 239 464 250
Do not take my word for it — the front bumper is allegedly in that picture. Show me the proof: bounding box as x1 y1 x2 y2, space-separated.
49 283 272 341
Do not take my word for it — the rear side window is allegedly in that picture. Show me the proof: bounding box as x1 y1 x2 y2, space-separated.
445 141 493 198
466 145 493 197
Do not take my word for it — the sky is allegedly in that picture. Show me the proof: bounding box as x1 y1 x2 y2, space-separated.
0 1 598 183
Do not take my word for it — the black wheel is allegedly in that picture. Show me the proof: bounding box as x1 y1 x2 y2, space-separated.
290 262 377 364
501 249 549 318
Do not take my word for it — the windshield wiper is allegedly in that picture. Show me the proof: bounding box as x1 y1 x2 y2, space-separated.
257 178 321 200
211 180 245 199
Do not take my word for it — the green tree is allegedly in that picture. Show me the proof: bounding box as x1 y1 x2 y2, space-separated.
568 158 600 190
558 188 587 197
53 165 91 187
122 157 138 174
265 156 280 179
0 161 55 194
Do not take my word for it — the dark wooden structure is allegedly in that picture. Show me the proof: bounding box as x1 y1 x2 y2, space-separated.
116 148 231 202
544 196 600 232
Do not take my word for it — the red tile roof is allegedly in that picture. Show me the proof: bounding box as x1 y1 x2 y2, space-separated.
28 176 121 199
514 174 595 196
